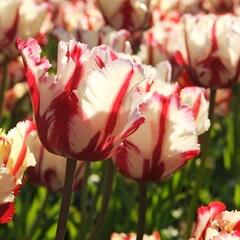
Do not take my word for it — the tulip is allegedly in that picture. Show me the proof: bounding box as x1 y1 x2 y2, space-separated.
4 82 27 111
27 126 85 192
76 27 132 54
97 0 149 32
54 0 104 32
201 0 236 13
54 26 132 54
0 121 36 223
0 0 49 61
17 38 146 161
180 87 210 136
190 201 240 240
151 0 201 16
175 14 240 88
138 20 184 68
113 62 202 182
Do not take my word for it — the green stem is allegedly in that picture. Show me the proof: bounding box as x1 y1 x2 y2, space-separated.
136 182 147 240
80 162 91 220
55 158 77 240
87 160 114 240
78 162 91 238
26 191 49 240
184 89 216 239
0 62 8 120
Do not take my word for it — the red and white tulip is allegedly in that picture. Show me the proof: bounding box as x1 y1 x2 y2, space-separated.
97 0 149 31
176 14 240 88
202 0 237 13
113 62 201 182
138 20 184 69
190 201 240 240
0 0 49 60
0 121 36 224
17 38 146 161
180 87 210 135
54 0 104 32
54 26 132 54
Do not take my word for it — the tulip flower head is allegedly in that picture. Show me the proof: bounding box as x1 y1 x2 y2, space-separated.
138 19 184 68
0 0 49 60
54 0 104 32
0 121 36 223
54 26 132 54
97 0 149 31
113 62 204 182
190 201 240 240
176 14 240 88
27 127 85 192
17 38 146 161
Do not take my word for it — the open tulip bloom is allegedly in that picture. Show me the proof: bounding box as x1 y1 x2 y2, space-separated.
0 121 36 224
113 62 209 182
16 38 148 162
0 0 49 60
190 201 240 240
175 14 240 88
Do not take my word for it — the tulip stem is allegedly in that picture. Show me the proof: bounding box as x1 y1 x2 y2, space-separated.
87 160 114 240
0 61 8 120
184 89 216 239
78 162 91 238
55 158 77 240
136 182 147 240
80 162 90 218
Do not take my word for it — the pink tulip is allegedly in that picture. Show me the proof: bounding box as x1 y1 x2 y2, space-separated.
0 121 36 223
17 38 146 161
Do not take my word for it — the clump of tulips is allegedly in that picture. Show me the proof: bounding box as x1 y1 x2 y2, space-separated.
1 0 240 240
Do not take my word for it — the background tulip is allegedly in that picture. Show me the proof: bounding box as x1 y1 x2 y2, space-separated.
0 0 49 61
176 14 240 88
190 201 240 240
27 126 85 191
97 0 149 32
0 121 36 223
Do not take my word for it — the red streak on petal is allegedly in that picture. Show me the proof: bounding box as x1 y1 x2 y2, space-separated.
40 91 79 158
191 93 201 120
11 122 36 175
103 68 134 139
95 55 105 69
149 95 169 180
0 202 15 224
64 44 84 92
79 132 101 160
